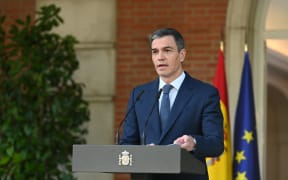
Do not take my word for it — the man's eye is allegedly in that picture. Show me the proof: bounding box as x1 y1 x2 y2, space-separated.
152 51 158 54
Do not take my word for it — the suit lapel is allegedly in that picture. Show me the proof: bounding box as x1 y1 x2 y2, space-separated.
158 74 196 143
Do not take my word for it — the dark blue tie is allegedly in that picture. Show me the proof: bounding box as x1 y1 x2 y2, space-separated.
160 84 173 130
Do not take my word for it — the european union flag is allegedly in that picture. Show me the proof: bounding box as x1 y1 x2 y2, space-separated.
233 51 261 180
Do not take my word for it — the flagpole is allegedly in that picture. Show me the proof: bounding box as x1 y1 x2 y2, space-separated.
220 41 224 52
244 44 248 52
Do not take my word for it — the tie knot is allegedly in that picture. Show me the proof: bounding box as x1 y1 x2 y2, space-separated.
162 84 173 94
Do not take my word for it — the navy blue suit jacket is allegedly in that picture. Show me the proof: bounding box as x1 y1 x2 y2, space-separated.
121 72 224 180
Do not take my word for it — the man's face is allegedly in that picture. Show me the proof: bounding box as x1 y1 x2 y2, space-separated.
151 35 186 83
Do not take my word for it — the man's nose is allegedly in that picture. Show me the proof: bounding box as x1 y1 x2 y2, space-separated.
157 51 165 60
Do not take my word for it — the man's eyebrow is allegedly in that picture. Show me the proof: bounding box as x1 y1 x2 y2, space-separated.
151 46 175 50
151 48 158 52
163 46 173 49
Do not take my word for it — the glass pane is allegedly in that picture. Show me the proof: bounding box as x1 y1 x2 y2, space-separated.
266 39 288 58
266 0 288 30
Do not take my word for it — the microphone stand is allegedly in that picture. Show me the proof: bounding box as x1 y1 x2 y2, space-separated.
115 90 144 145
141 89 162 145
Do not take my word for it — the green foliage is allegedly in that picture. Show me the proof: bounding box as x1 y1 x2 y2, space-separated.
0 5 90 179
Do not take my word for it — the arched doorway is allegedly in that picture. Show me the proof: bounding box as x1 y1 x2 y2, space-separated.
227 0 288 179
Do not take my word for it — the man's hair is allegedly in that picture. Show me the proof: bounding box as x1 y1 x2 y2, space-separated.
149 28 185 52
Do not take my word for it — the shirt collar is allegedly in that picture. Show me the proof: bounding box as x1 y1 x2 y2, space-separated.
159 71 185 90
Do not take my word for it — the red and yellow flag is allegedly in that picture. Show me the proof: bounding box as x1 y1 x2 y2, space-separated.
206 44 232 180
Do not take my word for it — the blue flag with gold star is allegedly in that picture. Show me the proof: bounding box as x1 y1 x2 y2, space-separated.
233 51 261 180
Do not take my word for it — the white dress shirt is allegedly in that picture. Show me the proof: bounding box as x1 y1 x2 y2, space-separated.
158 72 186 110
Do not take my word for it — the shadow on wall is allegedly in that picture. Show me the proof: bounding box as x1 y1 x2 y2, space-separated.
266 48 288 180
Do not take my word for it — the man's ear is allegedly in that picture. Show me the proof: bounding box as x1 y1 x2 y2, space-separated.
179 49 186 62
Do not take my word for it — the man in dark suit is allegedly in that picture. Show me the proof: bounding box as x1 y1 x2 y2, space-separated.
120 28 224 180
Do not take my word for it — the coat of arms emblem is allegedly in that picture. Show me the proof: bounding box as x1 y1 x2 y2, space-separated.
118 150 132 166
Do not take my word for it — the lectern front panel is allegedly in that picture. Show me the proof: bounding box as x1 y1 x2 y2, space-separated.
72 145 205 174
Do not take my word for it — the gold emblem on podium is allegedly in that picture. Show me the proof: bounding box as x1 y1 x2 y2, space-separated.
118 150 132 166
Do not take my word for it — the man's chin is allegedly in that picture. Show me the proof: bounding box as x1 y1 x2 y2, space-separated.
157 72 168 77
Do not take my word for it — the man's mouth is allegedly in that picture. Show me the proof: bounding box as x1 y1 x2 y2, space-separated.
157 64 168 68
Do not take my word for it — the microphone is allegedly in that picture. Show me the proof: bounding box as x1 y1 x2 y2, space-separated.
141 88 162 145
115 90 144 145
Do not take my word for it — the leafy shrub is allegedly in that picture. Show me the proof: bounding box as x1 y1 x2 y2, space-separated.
0 5 89 179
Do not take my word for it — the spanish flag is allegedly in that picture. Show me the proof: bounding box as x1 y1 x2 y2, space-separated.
206 43 232 180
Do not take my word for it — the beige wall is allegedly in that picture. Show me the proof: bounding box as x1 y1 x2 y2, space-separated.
36 0 116 180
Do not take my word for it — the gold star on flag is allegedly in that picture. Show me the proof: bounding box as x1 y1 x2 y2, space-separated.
242 130 253 144
235 171 248 180
235 150 246 164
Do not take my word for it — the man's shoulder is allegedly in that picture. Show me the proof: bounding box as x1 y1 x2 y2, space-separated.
134 79 158 90
185 73 217 93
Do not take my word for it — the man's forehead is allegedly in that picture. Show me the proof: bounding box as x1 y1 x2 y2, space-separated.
151 36 177 49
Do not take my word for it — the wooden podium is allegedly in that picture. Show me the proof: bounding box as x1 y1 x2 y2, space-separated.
72 145 205 180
